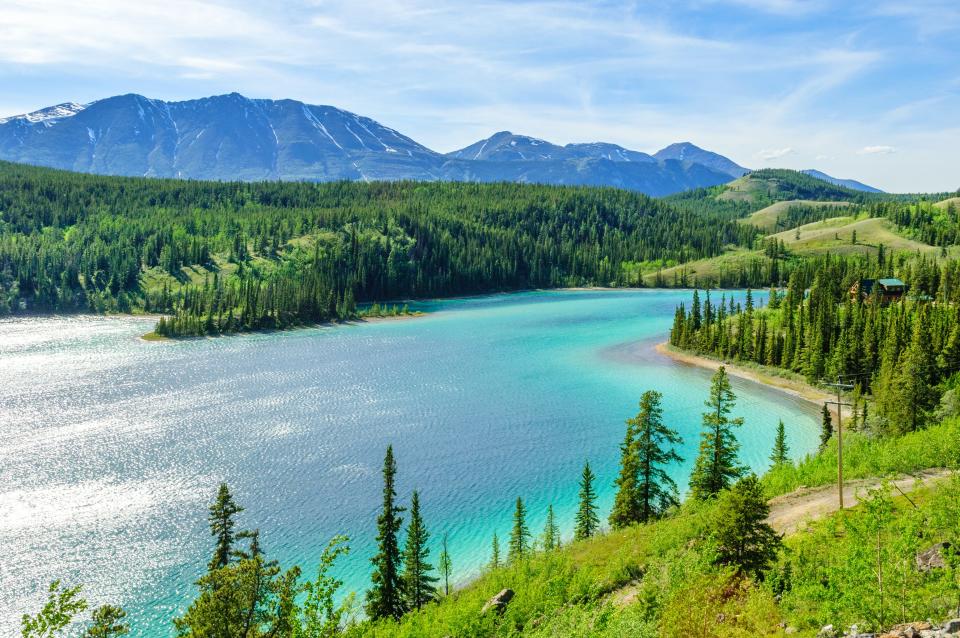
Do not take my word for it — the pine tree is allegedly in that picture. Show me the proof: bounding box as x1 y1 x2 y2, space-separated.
819 404 833 451
634 390 683 523
609 413 641 529
366 446 406 620
508 498 530 562
438 532 452 597
541 504 560 551
689 367 746 500
711 475 782 578
401 491 437 611
770 420 789 467
208 483 243 571
574 461 599 540
490 533 501 570
890 312 936 432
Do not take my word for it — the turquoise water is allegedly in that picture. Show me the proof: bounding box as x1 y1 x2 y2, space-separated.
0 290 819 636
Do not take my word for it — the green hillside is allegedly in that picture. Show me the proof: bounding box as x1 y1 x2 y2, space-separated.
0 160 757 336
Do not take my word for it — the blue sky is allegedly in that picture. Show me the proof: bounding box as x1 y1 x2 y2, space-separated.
1 0 958 192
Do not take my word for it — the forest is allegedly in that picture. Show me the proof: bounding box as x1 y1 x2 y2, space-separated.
0 161 756 336
670 250 960 436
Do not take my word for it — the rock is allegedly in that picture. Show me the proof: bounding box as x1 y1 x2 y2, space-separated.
785 627 798 635
943 618 960 634
480 588 514 616
918 631 939 638
819 625 837 638
916 542 952 572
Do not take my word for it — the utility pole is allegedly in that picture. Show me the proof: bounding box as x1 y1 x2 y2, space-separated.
823 376 854 509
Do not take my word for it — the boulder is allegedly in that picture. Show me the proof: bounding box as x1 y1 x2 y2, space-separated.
481 588 514 616
819 625 837 638
943 618 960 634
916 542 952 572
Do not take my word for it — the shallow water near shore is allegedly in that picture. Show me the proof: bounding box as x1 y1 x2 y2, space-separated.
0 289 820 635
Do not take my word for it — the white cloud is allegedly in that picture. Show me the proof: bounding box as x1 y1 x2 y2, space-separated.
858 145 897 155
756 147 796 161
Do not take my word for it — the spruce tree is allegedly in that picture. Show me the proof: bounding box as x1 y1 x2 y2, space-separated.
401 491 437 611
574 461 599 540
770 420 789 467
819 404 833 451
208 482 243 571
689 367 746 500
541 504 560 551
711 475 782 578
634 390 683 523
609 414 641 529
508 498 530 561
490 533 501 570
438 532 452 597
366 446 406 620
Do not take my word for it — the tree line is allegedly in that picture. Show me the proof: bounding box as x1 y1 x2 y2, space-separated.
670 251 960 435
0 161 760 335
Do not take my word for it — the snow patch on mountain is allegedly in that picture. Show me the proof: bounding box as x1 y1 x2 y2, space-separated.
0 102 88 125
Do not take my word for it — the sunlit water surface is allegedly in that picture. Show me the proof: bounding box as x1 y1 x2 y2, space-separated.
0 290 820 636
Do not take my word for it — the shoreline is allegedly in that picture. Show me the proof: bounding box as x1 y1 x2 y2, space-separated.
654 342 836 413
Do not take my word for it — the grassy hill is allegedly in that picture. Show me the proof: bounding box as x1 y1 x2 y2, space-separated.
739 200 852 233
351 419 960 638
716 169 867 207
771 214 946 257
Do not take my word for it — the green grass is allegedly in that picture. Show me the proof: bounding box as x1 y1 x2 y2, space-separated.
934 196 960 210
641 247 764 286
770 216 943 257
345 419 960 638
763 417 960 498
739 200 852 233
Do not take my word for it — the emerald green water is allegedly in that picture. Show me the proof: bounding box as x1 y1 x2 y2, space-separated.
0 290 819 635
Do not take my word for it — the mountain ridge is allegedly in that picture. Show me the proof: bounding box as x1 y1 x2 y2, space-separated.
0 92 872 197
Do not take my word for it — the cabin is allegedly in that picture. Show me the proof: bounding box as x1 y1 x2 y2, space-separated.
850 278 907 304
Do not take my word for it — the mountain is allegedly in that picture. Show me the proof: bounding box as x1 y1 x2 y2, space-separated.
447 131 655 163
0 93 736 195
653 142 749 179
801 169 883 193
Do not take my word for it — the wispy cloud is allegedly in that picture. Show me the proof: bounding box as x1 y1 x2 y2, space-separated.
858 145 897 155
757 147 796 161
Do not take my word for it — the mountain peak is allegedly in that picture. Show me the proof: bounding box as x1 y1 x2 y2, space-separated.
0 101 88 125
654 142 748 178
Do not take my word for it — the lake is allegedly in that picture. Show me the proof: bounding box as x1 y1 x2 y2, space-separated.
0 289 820 636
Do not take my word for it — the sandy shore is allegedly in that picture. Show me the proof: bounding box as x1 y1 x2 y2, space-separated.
654 342 836 412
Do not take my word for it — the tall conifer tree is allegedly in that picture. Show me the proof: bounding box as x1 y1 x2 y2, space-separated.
634 390 683 523
208 483 243 571
541 505 560 551
490 533 501 570
401 491 437 611
689 367 745 500
770 420 789 467
508 498 530 562
366 446 405 620
575 461 599 540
